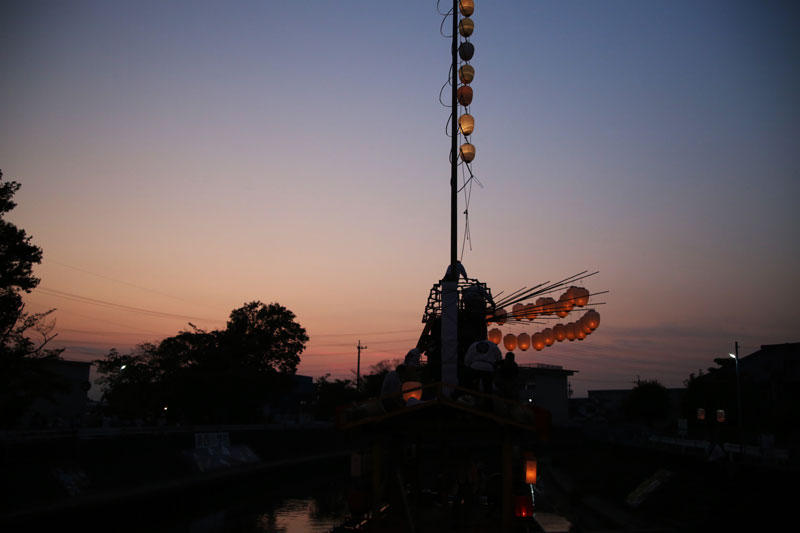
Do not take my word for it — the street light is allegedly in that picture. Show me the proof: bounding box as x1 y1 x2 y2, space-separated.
729 341 743 451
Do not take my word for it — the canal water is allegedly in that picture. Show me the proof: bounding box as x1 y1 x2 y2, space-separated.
147 465 352 532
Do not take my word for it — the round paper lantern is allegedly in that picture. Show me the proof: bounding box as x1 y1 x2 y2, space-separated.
565 286 578 307
457 85 473 106
541 297 556 315
459 64 475 84
493 307 507 325
585 310 600 330
542 328 554 346
579 316 592 334
488 328 502 344
565 323 576 341
576 328 586 340
517 332 530 351
458 114 474 136
575 287 590 307
555 300 569 319
535 298 547 315
553 323 567 342
559 293 574 312
503 333 518 352
460 143 476 162
458 41 475 61
532 333 545 351
459 0 474 17
524 303 537 321
512 303 525 319
458 17 474 37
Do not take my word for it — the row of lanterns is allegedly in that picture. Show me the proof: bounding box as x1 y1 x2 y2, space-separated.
457 1 476 164
488 286 592 324
487 309 601 351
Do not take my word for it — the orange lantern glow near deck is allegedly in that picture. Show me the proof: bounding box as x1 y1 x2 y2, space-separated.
488 327 502 344
525 454 537 484
402 381 423 402
514 494 534 518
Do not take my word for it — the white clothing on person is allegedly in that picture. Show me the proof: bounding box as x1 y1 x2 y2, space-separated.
465 340 501 373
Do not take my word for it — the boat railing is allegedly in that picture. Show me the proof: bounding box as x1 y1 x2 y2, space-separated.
336 381 539 431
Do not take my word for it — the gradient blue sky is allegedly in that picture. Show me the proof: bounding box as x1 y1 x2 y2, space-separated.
2 1 798 397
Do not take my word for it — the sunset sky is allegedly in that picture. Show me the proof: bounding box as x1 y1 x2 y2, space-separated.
2 1 798 397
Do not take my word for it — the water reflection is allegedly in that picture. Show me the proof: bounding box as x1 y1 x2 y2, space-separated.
255 499 337 533
180 479 348 533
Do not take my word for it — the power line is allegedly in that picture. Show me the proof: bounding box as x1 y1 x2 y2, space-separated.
37 287 223 323
48 259 216 309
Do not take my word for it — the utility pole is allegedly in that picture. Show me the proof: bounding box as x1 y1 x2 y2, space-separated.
357 340 368 391
450 0 458 268
734 340 743 451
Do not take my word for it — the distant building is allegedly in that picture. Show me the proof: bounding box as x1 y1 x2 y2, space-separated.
577 387 686 424
25 359 92 427
517 364 576 427
690 342 800 438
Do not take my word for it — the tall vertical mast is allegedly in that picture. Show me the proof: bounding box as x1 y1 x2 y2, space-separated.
450 0 458 268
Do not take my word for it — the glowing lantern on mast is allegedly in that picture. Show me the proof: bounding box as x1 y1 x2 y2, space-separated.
553 323 567 342
517 332 531 351
585 310 600 330
560 291 575 312
458 114 474 135
458 17 474 37
542 328 555 347
576 328 586 341
459 0 474 17
565 323 576 341
512 303 525 320
493 308 507 325
575 287 590 307
503 334 518 352
457 85 473 106
459 143 476 163
524 303 537 321
488 328 502 344
532 333 545 351
458 65 475 84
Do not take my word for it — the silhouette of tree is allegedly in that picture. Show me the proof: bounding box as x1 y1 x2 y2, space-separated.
96 302 308 423
623 379 670 426
0 170 65 426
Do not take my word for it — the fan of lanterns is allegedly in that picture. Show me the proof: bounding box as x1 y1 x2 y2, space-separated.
456 0 476 164
486 286 601 352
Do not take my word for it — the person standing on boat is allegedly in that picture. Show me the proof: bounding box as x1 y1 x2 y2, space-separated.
495 351 520 399
464 340 501 395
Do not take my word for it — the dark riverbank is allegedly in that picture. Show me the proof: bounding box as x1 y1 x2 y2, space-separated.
0 424 349 531
537 427 796 532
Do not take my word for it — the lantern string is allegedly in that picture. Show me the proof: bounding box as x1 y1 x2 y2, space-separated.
438 77 452 107
436 0 452 17
460 148 473 261
439 10 454 37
